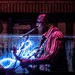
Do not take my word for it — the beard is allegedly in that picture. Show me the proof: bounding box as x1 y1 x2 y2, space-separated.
38 27 44 34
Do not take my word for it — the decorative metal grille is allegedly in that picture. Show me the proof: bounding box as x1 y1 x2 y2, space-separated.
0 1 72 13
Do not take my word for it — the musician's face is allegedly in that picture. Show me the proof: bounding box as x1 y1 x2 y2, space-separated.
36 21 44 33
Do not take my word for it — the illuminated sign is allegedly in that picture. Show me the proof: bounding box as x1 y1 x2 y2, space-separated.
0 40 37 69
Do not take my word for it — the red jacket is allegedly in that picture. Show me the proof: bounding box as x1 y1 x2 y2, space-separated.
40 25 64 61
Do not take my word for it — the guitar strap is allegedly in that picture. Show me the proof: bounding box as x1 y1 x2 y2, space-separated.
40 27 59 57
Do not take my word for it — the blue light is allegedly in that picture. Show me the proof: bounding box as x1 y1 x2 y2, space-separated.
16 40 33 58
0 35 42 73
0 40 36 69
0 58 20 68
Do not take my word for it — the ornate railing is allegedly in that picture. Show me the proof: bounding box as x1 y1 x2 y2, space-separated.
0 1 72 13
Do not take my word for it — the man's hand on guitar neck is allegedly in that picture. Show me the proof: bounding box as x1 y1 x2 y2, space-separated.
13 46 17 55
13 46 22 62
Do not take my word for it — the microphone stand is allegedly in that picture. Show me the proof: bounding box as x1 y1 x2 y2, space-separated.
19 27 37 39
13 26 38 70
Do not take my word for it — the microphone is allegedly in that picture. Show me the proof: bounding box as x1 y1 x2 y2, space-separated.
19 26 39 39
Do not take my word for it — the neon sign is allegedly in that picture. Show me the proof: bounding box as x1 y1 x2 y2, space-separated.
0 40 37 69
